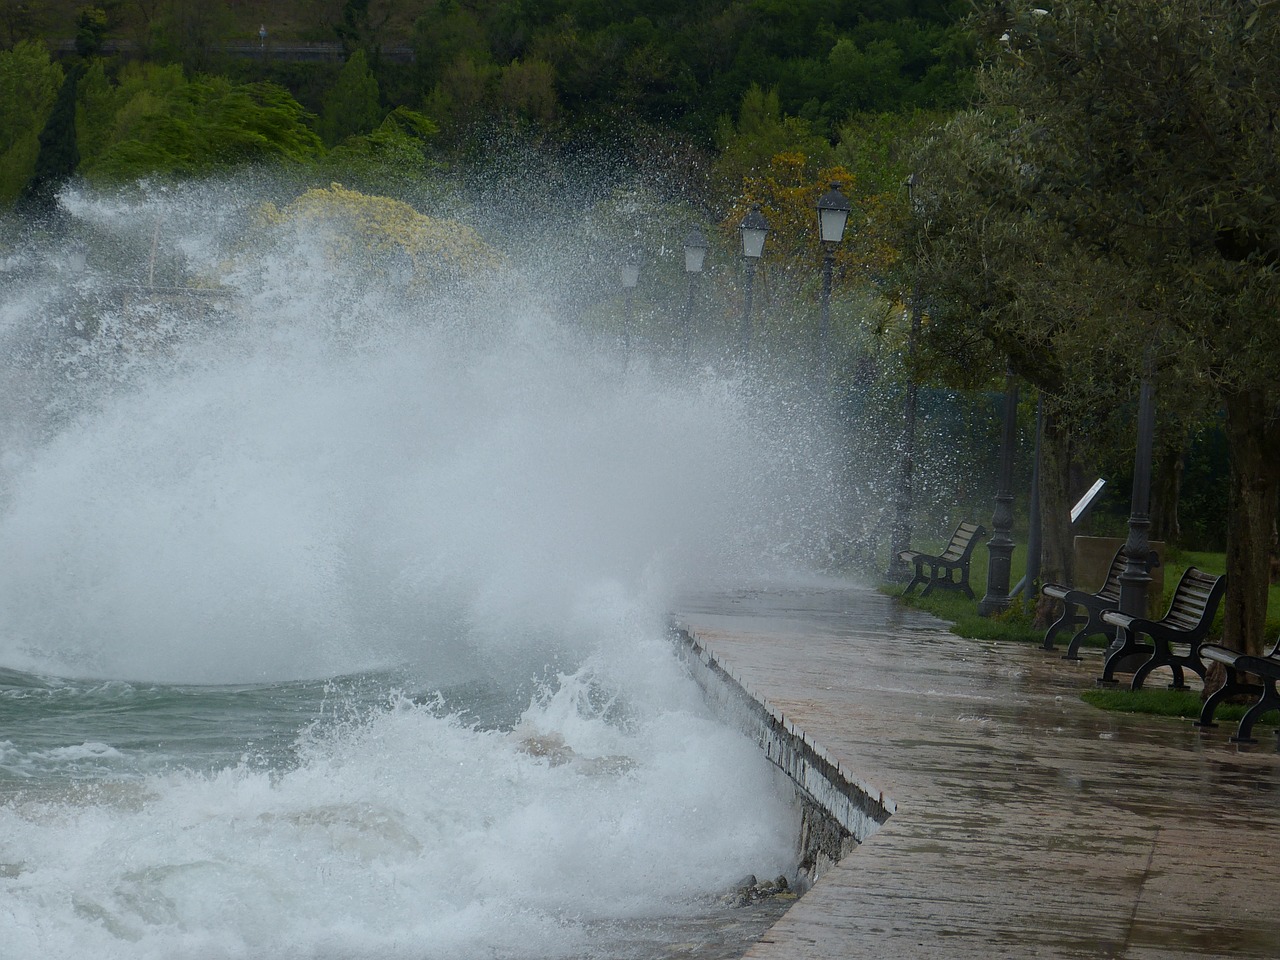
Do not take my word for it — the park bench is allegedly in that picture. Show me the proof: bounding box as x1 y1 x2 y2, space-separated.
1195 637 1280 743
1040 546 1159 660
899 520 986 600
1096 566 1226 690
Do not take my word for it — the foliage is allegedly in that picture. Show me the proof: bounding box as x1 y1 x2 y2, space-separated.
712 84 832 192
148 0 234 74
319 48 382 147
1081 688 1276 726
981 1 1280 394
319 105 439 197
0 39 63 205
910 0 1280 654
20 63 80 215
255 182 501 287
82 70 323 182
74 5 108 58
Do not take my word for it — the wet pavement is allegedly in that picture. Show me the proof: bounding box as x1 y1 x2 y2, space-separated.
671 583 1280 960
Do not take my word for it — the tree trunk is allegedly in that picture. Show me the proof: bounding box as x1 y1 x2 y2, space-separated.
1220 389 1280 657
1033 404 1076 628
1150 430 1185 545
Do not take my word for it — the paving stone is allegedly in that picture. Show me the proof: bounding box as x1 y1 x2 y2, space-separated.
672 584 1280 960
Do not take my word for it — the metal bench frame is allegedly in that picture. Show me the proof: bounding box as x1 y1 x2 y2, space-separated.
1041 547 1159 660
1195 638 1280 744
1097 566 1226 690
899 520 986 601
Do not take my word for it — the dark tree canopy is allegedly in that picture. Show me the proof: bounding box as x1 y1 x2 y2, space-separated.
914 0 1280 653
19 62 80 216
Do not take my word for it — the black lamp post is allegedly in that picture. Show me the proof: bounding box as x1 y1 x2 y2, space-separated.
887 173 922 582
979 367 1020 616
1020 395 1044 598
815 183 851 381
683 229 707 363
619 251 640 364
1117 348 1156 616
738 204 769 364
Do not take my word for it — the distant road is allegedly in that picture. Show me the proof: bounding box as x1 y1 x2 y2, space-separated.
51 40 416 64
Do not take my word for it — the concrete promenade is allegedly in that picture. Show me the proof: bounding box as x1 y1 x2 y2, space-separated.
671 582 1280 960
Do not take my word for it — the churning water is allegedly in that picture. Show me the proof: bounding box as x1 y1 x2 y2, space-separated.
0 178 846 959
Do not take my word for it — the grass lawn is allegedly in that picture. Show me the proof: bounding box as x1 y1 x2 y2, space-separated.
883 541 1280 646
880 539 1279 723
1081 687 1277 729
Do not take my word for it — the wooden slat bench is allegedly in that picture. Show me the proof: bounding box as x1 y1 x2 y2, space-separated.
1097 566 1226 690
1195 638 1280 743
899 520 986 600
1040 546 1159 660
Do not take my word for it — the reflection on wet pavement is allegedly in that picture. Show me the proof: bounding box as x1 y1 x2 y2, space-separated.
673 583 1280 960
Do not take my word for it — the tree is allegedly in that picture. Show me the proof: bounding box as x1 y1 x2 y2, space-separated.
75 5 109 59
150 0 231 73
495 58 558 124
254 182 501 290
321 105 439 197
0 39 62 206
83 73 323 182
712 84 832 195
20 63 81 216
319 48 383 147
916 1 1280 655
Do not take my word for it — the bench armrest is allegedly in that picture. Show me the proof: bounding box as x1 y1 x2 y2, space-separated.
1100 609 1155 633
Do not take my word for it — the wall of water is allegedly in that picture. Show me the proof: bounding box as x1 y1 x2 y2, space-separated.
0 176 856 959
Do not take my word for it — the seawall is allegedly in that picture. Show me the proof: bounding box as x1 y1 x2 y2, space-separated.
671 585 1280 959
670 620 893 886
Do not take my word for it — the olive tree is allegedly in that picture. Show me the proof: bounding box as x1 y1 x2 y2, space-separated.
915 0 1280 654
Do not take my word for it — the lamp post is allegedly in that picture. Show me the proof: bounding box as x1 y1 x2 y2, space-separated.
1020 395 1044 598
683 228 707 363
887 174 921 582
979 367 1020 616
738 204 769 364
1117 348 1156 617
815 183 851 382
620 251 640 365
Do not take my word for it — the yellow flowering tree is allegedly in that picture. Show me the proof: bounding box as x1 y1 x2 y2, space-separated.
257 183 501 288
717 152 903 366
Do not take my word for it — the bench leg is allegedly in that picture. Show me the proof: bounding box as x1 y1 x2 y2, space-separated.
920 564 939 598
1233 677 1280 744
1064 621 1115 662
1098 627 1153 686
1041 603 1079 652
1130 642 1199 692
1195 665 1259 730
903 564 925 596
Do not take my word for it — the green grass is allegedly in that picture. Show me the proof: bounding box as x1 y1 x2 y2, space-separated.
884 544 1280 649
1081 687 1277 727
881 544 1044 644
882 541 1280 724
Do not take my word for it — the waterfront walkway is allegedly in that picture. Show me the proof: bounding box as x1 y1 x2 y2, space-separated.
671 582 1280 960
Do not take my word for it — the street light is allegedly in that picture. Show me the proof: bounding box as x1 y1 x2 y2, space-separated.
815 182 851 381
620 250 640 365
887 174 922 582
1117 347 1156 617
738 203 768 364
682 228 707 362
978 367 1020 616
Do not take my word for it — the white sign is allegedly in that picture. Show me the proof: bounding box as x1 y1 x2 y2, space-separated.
1070 478 1107 523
